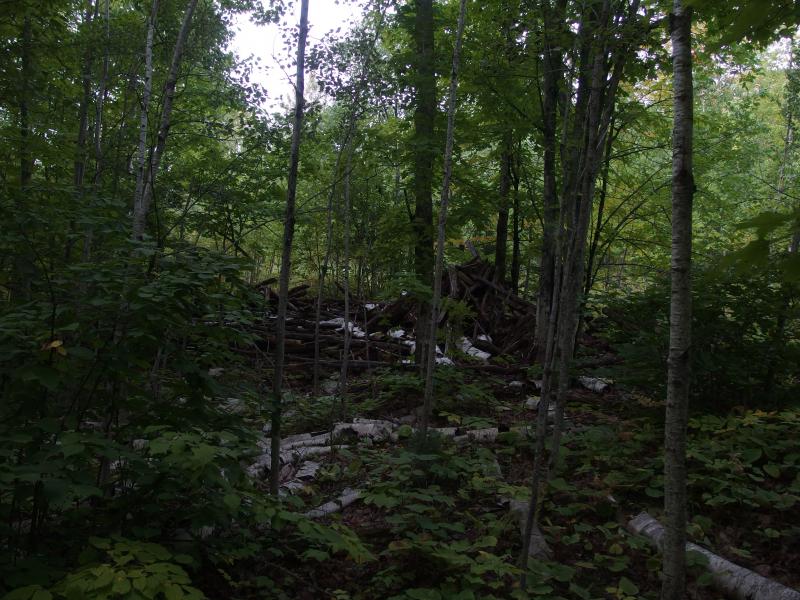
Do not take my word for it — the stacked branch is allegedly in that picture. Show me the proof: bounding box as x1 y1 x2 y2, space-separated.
244 254 537 375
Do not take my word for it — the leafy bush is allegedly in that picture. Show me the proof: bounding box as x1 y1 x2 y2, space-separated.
595 265 800 408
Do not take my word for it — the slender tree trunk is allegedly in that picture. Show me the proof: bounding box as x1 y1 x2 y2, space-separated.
494 132 513 284
68 0 94 262
510 153 521 294
269 0 309 496
83 0 111 261
339 149 354 415
584 114 615 297
133 0 157 236
132 0 199 240
412 0 436 372
534 0 564 362
523 0 641 578
74 1 93 192
313 149 344 396
13 13 34 301
662 2 693 598
765 36 798 401
420 0 467 436
312 11 385 395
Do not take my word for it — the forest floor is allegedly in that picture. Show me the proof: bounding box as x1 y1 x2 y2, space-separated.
229 334 800 600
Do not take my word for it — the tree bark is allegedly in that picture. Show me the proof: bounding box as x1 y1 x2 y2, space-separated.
12 13 34 301
132 0 199 240
631 513 800 600
312 12 386 395
132 0 157 239
522 0 642 580
510 150 521 294
339 149 354 415
412 0 436 371
494 131 513 284
662 2 693 599
68 0 95 262
534 0 565 362
83 0 111 261
270 0 309 496
420 0 467 436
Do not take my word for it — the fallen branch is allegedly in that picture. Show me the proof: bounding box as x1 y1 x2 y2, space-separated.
305 488 362 519
628 512 800 600
509 498 552 560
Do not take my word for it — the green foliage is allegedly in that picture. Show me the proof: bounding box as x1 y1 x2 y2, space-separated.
596 265 800 406
360 442 521 599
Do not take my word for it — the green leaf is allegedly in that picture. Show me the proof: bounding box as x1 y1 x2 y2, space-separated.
223 493 241 512
741 447 762 464
92 567 115 590
111 576 131 595
3 585 46 600
549 477 572 492
618 576 639 595
164 583 185 600
763 464 781 478
405 589 441 600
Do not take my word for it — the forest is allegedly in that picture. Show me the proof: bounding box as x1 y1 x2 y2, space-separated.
1 0 799 598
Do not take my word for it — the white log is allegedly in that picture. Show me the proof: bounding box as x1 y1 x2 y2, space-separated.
295 460 321 481
305 488 362 519
333 422 392 441
628 512 800 600
281 432 331 450
454 427 499 445
509 498 552 560
578 376 611 393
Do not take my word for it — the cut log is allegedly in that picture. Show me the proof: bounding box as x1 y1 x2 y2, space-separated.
305 488 362 519
628 512 800 600
509 498 552 560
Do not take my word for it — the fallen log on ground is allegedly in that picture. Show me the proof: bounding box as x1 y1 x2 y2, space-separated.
305 488 362 519
628 512 800 600
509 498 552 560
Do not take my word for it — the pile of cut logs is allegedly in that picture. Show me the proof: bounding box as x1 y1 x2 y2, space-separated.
243 256 537 373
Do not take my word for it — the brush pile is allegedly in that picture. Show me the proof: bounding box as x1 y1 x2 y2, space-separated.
242 256 537 373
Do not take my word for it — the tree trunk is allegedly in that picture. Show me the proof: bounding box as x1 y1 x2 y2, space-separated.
12 13 34 301
631 513 800 600
765 36 798 401
68 0 95 262
313 149 344 396
83 0 111 261
412 0 436 372
420 0 467 436
494 131 513 284
269 0 309 496
510 151 521 294
339 149 354 416
312 11 385 395
133 0 157 238
522 0 642 580
132 0 199 240
662 2 694 599
534 0 564 362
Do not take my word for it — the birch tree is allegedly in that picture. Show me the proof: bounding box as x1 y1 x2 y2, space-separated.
132 0 199 241
661 1 694 597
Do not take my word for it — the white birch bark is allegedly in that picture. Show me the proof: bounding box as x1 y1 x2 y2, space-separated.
132 0 199 240
662 2 694 598
630 513 800 600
